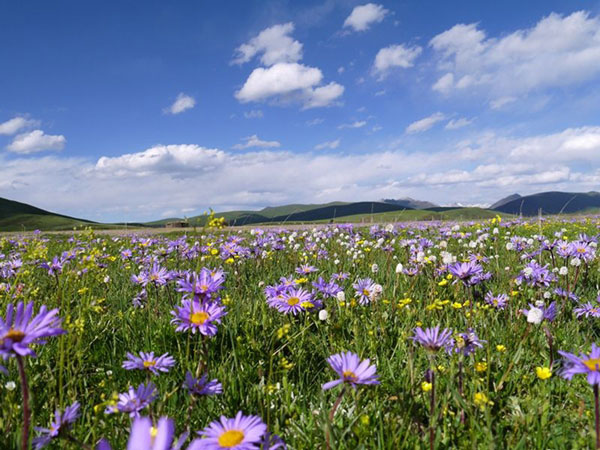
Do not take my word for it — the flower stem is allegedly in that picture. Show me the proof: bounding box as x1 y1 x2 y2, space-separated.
326 386 347 449
594 384 600 449
430 369 436 450
16 355 30 450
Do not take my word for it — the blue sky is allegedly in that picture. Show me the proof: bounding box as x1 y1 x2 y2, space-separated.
2 0 600 222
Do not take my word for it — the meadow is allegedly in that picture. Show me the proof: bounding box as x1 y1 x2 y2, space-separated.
1 216 600 449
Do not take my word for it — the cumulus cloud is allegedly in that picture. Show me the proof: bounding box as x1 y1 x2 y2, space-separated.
343 3 388 32
0 117 38 135
234 24 344 109
373 44 422 79
4 126 600 221
338 120 367 129
314 138 340 150
232 135 281 150
235 62 343 108
7 130 66 154
232 22 302 66
429 11 600 102
164 93 196 115
406 112 446 134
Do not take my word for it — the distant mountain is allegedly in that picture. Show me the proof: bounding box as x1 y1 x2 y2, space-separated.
490 193 521 209
0 197 95 231
382 198 438 209
492 191 600 216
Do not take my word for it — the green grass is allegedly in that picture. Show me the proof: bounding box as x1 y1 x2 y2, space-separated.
1 218 599 448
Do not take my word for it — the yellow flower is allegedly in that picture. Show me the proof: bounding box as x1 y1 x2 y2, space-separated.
452 302 463 309
496 345 506 352
535 366 552 380
421 381 432 392
438 279 448 286
473 392 493 410
360 415 370 425
475 362 487 372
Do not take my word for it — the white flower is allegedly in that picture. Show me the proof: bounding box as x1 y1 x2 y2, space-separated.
385 224 394 233
395 263 403 274
371 263 379 273
527 307 544 324
559 266 568 276
493 227 499 235
5 381 16 391
506 243 514 251
336 291 346 302
318 310 329 321
543 291 551 299
570 257 581 267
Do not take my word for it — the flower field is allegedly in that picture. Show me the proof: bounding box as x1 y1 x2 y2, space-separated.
2 217 600 449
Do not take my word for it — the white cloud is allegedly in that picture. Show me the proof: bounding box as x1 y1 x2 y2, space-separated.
315 139 340 150
0 117 38 135
303 82 345 109
6 130 66 154
5 126 600 221
445 117 473 130
489 96 517 110
338 120 367 129
373 44 422 79
234 24 344 109
232 22 302 66
343 3 388 32
164 93 196 115
244 109 263 119
235 63 343 108
232 135 281 150
430 11 600 101
406 112 446 134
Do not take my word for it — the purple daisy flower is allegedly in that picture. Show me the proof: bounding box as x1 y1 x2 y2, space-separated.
184 372 223 396
322 351 379 390
0 302 66 359
559 343 600 385
484 292 509 310
574 301 600 318
411 326 453 352
190 411 267 450
352 278 376 305
33 401 80 449
170 299 226 337
147 263 170 287
97 416 185 450
275 288 317 315
106 382 157 418
122 351 176 375
448 261 484 286
454 329 486 356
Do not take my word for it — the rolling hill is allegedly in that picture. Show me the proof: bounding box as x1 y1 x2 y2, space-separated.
0 197 96 231
491 191 600 216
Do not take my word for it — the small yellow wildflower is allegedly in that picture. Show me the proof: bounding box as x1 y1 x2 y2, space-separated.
421 382 432 392
475 362 487 372
474 392 493 410
496 345 506 352
535 366 552 380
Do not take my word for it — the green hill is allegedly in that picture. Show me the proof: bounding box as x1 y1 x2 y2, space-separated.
492 191 600 216
0 197 96 232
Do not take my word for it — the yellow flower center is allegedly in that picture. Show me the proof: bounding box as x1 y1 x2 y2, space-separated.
362 289 370 297
300 301 314 309
218 430 245 447
287 297 300 306
342 370 357 381
584 358 600 371
143 360 156 368
189 311 209 325
150 426 158 439
4 328 25 343
200 284 208 291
